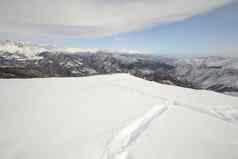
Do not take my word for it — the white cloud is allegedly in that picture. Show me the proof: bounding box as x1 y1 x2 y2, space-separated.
59 47 145 54
0 0 234 37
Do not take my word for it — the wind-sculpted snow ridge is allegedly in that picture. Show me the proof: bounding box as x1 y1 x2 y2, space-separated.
171 101 238 126
104 78 238 126
101 105 168 159
211 106 238 124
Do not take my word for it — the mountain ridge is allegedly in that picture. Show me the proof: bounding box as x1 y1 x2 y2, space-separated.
0 40 237 97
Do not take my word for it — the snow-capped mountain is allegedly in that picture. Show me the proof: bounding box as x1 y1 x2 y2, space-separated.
0 41 238 97
0 40 52 58
0 40 143 57
172 57 238 96
0 74 237 159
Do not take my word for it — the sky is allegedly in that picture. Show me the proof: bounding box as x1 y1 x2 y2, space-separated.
0 0 238 57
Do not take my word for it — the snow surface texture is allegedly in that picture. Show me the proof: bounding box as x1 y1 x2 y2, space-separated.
101 105 168 159
0 74 238 159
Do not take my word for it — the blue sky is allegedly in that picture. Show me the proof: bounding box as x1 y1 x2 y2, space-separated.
60 1 238 57
0 0 237 57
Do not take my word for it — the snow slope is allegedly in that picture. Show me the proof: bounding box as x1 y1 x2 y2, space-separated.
0 74 238 159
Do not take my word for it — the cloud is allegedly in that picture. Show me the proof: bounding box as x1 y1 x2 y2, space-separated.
0 0 234 37
59 47 145 54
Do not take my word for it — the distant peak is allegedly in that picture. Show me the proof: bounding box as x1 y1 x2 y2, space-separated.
0 40 52 58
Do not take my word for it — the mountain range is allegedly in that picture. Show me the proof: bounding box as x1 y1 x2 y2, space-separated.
0 40 238 97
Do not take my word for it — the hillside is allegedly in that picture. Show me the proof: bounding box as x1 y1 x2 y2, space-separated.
0 74 237 159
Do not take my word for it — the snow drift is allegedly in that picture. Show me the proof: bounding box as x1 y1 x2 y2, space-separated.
0 74 238 159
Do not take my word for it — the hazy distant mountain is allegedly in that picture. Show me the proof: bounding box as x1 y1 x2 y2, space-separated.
0 40 238 97
171 57 238 96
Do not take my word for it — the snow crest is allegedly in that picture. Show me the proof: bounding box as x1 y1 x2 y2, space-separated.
101 104 168 159
171 101 238 126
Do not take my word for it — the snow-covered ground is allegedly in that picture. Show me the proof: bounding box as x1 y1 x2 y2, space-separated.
0 74 238 159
